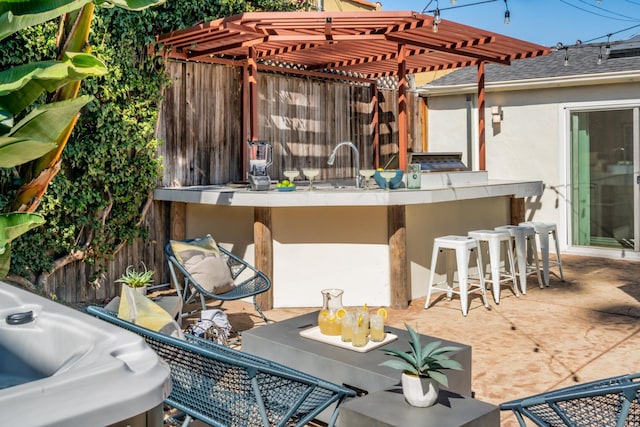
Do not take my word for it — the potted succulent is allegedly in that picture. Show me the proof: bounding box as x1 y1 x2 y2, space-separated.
380 323 463 407
115 262 154 295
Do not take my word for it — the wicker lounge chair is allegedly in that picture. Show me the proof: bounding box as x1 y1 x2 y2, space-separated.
164 236 271 324
500 373 640 426
87 306 355 427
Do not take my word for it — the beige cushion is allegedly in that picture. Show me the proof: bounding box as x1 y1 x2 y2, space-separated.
170 235 235 295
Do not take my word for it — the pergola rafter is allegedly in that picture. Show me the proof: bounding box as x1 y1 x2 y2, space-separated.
156 11 550 170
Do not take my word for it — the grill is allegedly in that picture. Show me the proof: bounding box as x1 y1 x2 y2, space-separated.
408 152 468 172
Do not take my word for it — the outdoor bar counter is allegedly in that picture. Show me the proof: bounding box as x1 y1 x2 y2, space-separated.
154 172 542 310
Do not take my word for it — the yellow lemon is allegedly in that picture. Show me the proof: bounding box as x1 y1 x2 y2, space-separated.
357 314 363 327
377 307 388 319
319 310 329 318
362 303 367 311
336 308 347 320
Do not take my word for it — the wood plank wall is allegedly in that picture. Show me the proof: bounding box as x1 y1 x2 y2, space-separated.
47 61 410 304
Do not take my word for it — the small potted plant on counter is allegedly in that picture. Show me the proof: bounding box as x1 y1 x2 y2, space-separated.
115 262 154 295
380 323 463 407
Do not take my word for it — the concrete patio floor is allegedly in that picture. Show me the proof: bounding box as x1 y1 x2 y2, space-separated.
208 254 640 427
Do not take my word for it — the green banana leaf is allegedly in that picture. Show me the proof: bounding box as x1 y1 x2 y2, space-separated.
0 53 107 116
94 0 166 11
0 0 93 42
0 212 45 278
0 137 57 168
0 96 92 167
9 94 91 138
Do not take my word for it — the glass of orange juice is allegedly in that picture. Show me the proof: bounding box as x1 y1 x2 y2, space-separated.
369 313 385 342
341 311 355 342
352 320 368 347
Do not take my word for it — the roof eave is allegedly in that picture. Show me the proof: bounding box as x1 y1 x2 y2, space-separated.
418 70 640 96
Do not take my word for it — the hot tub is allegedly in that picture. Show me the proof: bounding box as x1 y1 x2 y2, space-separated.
0 281 171 426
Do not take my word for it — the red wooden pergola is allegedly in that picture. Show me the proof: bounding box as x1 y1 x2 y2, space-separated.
156 11 549 171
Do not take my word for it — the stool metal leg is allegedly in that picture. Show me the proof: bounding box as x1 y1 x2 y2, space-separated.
445 249 456 300
473 247 490 310
526 235 544 288
487 239 502 304
513 231 528 294
538 229 551 287
552 229 565 281
425 243 441 309
505 238 520 298
456 245 471 316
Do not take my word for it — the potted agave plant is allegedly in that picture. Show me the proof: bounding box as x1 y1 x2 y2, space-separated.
115 262 154 295
380 323 463 407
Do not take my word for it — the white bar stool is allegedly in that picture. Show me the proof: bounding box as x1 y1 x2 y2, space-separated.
468 229 518 304
520 221 565 287
495 225 543 294
425 235 490 316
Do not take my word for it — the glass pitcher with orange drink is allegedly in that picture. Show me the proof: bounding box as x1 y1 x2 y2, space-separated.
317 289 344 335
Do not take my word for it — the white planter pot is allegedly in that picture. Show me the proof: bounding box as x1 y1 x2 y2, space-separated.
401 372 439 407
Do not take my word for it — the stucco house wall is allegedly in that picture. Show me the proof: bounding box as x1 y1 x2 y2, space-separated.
420 42 640 260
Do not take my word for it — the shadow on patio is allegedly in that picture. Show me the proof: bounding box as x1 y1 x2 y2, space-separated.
196 254 640 427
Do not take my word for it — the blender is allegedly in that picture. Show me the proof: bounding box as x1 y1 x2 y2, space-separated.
247 140 273 191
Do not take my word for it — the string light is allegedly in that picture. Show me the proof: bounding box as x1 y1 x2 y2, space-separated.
450 0 457 4
504 0 510 24
564 48 569 66
605 35 611 55
597 46 603 64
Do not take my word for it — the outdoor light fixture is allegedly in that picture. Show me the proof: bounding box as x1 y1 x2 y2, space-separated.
491 106 503 124
504 0 510 24
564 50 569 66
434 8 441 24
432 21 439 33
597 46 603 65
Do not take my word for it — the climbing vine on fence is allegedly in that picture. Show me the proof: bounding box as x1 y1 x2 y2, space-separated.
1 0 304 289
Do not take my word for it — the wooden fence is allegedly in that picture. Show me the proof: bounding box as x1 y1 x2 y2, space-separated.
46 61 419 304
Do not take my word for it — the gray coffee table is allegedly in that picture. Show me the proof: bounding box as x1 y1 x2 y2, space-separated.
339 389 499 427
242 311 497 426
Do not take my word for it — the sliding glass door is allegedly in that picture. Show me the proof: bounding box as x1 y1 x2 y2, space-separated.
570 108 638 251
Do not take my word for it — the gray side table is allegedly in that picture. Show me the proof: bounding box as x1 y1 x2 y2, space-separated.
340 389 499 427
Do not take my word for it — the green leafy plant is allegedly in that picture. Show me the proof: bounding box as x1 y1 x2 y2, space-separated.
115 262 153 288
2 0 307 292
380 323 463 388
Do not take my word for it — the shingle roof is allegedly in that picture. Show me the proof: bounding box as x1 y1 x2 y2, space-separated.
423 39 640 88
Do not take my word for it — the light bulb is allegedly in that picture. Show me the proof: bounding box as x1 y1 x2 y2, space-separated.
605 44 611 56
597 46 603 65
434 9 441 24
504 10 510 24
450 0 457 4
564 52 569 66
432 21 439 33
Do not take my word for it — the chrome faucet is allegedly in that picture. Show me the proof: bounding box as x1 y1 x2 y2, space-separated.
327 141 362 188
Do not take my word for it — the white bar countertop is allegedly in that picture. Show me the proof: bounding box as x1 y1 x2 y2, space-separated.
154 177 543 207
